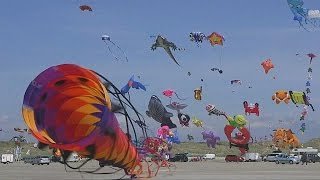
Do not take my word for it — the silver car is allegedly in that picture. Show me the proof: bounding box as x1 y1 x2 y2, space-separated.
275 154 300 164
264 153 282 162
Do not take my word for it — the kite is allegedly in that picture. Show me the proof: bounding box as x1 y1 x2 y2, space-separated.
288 91 314 111
272 128 300 149
189 32 206 45
192 117 204 128
261 59 274 74
300 123 306 133
151 35 184 66
201 130 220 148
178 113 190 127
146 95 177 129
230 80 241 85
102 34 128 62
167 130 180 144
166 101 188 113
162 89 186 100
221 114 251 155
272 90 291 104
300 105 308 120
194 86 202 100
206 104 225 116
120 75 146 95
211 68 223 74
157 126 170 139
287 0 320 30
21 64 156 178
243 101 259 116
307 53 316 64
207 32 225 46
79 5 92 11
187 134 194 141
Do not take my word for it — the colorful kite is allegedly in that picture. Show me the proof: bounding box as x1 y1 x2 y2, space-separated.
22 64 154 178
178 113 190 127
261 59 274 74
192 117 204 128
243 101 259 116
189 32 206 45
307 53 316 64
162 89 186 100
194 86 202 100
207 32 225 46
289 91 314 111
79 5 93 11
272 90 291 104
121 75 146 95
201 130 220 148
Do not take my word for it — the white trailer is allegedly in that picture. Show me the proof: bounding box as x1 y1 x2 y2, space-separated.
203 154 216 160
244 153 261 162
1 154 14 164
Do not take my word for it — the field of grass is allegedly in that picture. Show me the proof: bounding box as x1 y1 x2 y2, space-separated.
1 138 320 158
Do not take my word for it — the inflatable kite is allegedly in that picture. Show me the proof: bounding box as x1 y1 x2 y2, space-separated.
167 130 180 144
189 32 206 45
289 91 314 111
211 67 223 74
120 75 146 95
162 89 186 100
300 123 306 133
151 35 184 66
102 34 128 62
178 113 190 127
22 64 155 178
243 101 259 116
146 95 177 129
157 126 170 139
207 32 225 46
261 59 274 74
192 117 204 128
273 128 300 149
230 80 241 85
222 114 251 155
187 134 194 141
272 90 291 104
307 53 316 64
194 86 202 100
166 101 188 113
201 130 220 148
206 104 225 116
79 5 93 11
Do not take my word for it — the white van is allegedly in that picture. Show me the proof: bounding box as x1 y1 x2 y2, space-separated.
1 154 14 164
244 153 261 162
203 154 216 160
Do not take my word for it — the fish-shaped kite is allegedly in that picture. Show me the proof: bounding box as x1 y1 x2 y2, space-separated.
121 75 146 94
151 35 183 66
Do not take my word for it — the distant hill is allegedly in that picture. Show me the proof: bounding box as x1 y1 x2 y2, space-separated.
1 138 320 158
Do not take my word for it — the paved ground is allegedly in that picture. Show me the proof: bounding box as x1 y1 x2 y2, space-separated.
0 160 319 180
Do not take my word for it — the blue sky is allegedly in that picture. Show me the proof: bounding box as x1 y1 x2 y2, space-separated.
0 0 320 143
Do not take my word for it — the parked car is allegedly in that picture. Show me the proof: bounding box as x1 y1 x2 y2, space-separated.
225 155 244 162
31 156 50 165
168 153 188 162
264 153 282 162
275 154 300 164
244 153 261 162
307 153 320 163
203 154 216 160
1 154 13 164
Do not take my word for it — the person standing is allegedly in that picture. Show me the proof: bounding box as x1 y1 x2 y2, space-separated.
301 152 308 165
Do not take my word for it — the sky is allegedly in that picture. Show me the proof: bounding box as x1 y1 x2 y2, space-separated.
0 0 320 143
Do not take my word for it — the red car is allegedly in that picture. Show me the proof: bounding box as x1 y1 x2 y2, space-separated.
225 155 244 162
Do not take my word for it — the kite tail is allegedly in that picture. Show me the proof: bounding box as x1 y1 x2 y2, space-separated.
174 92 187 100
109 40 129 62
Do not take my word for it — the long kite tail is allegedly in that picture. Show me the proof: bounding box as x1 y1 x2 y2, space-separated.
103 40 129 62
109 40 129 62
174 92 187 100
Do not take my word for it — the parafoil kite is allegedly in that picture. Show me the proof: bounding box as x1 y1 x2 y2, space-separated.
243 101 259 116
261 59 274 74
102 34 128 62
207 32 225 46
22 64 154 178
121 75 146 95
151 35 184 66
79 5 93 11
146 95 177 129
201 130 220 148
272 90 291 104
222 114 251 155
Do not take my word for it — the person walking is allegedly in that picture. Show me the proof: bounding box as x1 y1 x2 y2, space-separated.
301 152 308 165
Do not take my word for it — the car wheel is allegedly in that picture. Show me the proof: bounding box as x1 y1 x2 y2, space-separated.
276 161 279 164
32 164 34 165
289 160 293 164
263 159 267 162
309 160 312 163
